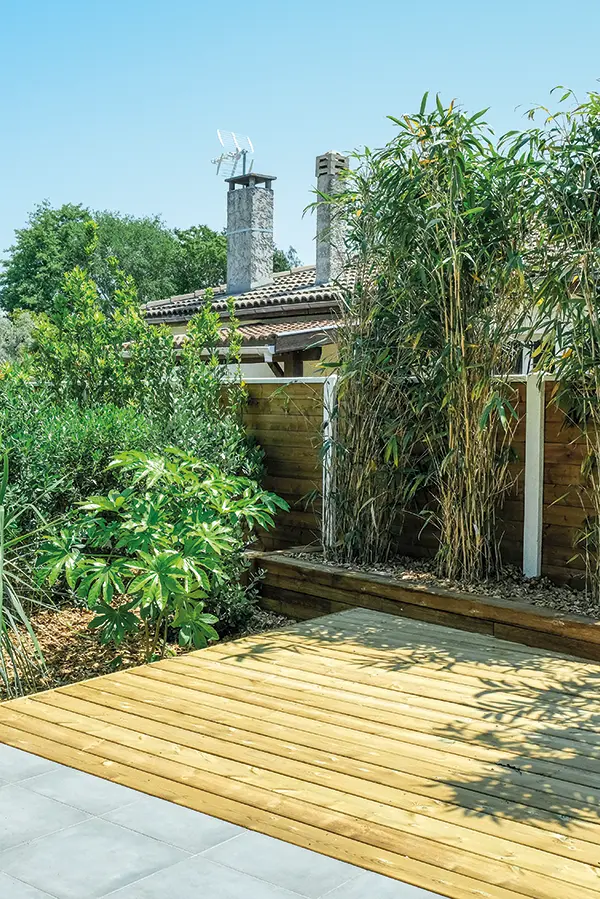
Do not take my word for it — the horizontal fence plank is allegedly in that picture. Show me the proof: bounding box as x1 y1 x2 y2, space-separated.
263 476 321 496
248 378 600 587
256 554 600 660
543 484 593 510
247 383 325 399
246 431 320 449
246 398 324 415
244 414 323 432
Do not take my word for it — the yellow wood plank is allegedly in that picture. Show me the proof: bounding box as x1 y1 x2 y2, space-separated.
129 664 600 828
207 622 600 705
2 607 600 899
9 696 597 899
166 652 600 793
59 679 600 865
210 607 600 694
82 668 600 803
174 650 600 750
265 617 600 703
119 665 600 845
134 654 600 769
0 717 528 899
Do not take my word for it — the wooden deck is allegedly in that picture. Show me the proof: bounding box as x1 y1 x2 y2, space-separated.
2 608 600 899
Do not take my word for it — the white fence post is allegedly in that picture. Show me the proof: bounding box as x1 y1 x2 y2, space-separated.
322 374 338 551
523 373 545 578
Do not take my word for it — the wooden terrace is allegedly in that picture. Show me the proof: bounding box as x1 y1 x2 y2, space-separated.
1 608 600 899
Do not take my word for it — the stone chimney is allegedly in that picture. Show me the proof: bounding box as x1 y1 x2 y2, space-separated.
315 151 349 284
226 172 276 294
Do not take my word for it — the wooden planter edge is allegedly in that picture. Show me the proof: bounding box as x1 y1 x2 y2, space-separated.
251 549 600 662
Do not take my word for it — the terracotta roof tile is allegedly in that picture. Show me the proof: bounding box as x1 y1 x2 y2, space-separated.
144 265 350 322
172 319 336 348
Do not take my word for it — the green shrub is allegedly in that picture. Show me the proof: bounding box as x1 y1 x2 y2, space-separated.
160 393 263 479
38 449 288 660
1 253 276 640
0 454 46 698
204 548 259 636
0 383 155 529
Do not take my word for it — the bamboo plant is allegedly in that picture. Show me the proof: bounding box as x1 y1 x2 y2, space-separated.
325 96 536 579
531 90 600 599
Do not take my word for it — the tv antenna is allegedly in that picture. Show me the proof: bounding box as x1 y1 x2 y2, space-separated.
211 130 254 178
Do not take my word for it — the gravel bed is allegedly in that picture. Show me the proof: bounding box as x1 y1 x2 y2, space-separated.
285 551 599 619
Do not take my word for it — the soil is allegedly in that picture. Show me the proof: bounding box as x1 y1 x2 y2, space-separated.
3 604 295 701
286 551 600 620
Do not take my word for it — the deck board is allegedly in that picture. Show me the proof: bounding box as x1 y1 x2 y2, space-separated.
2 608 600 899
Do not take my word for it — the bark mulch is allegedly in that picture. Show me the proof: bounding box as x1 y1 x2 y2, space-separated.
4 605 295 701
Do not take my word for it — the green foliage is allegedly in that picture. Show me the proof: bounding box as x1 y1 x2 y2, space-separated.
326 96 534 578
0 454 46 698
0 311 35 364
38 449 288 660
527 90 600 597
0 203 93 314
0 383 156 530
207 569 258 635
93 211 183 303
273 245 301 272
173 225 227 294
31 261 176 411
0 205 227 313
0 267 263 536
1 201 302 315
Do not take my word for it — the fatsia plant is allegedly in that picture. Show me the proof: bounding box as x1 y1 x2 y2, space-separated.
324 96 536 578
38 449 288 661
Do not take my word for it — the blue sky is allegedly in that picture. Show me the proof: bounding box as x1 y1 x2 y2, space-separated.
1 0 599 268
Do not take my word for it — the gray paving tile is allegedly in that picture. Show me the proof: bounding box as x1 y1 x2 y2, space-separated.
203 830 361 899
22 765 139 815
0 744 58 783
0 783 87 852
103 794 242 852
0 873 55 897
321 869 445 897
104 855 306 898
0 817 188 899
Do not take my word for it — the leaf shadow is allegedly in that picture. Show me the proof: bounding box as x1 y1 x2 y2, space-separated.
219 608 600 831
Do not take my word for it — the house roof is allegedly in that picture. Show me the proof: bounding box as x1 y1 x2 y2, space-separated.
172 319 337 354
144 265 348 324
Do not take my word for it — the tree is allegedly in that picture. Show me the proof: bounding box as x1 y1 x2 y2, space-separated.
0 202 93 314
173 225 227 294
273 245 301 272
0 311 35 364
1 201 302 315
0 206 229 314
93 211 180 302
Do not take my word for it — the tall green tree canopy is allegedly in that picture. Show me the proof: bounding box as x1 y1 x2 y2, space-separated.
172 225 227 294
0 203 93 314
273 245 302 272
93 211 183 302
1 202 301 314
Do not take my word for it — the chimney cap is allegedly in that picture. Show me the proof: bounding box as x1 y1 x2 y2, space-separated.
315 151 349 177
225 172 276 190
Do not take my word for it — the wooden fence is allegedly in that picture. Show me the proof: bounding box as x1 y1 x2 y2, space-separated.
245 376 595 586
243 380 325 549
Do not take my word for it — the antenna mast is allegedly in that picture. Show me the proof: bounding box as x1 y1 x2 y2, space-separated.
211 130 255 178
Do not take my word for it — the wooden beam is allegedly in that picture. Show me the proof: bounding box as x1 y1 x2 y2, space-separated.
267 360 285 377
283 352 304 377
